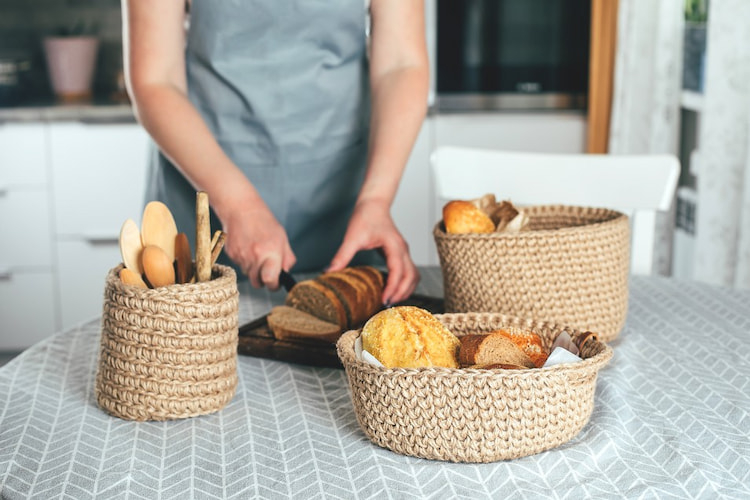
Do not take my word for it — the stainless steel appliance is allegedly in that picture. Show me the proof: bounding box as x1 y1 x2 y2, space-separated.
435 0 590 111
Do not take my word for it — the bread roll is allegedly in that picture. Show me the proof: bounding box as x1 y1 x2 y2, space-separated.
361 306 460 369
458 332 535 369
443 200 495 234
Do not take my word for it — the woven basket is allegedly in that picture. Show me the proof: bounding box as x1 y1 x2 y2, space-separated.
337 312 613 463
95 263 239 421
434 205 630 342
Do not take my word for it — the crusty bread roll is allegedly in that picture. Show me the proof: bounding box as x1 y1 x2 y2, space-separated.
458 332 535 369
443 200 495 234
360 306 460 369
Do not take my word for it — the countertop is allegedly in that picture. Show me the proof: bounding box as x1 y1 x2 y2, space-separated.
0 99 136 124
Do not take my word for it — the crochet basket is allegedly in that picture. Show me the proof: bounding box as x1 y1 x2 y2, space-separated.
337 312 613 463
95 263 239 421
433 205 630 342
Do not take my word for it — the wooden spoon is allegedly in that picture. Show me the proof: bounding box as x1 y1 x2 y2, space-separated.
119 267 148 289
119 218 144 274
175 232 194 284
142 245 176 288
141 201 179 262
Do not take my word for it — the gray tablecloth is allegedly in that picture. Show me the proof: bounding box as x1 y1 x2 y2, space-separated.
1 269 749 499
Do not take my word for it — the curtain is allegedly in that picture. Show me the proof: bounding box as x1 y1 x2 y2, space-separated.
693 0 750 289
608 0 684 275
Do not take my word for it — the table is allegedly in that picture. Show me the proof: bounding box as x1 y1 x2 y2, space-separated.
1 268 749 499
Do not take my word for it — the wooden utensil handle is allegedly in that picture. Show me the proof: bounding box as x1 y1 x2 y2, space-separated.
195 191 212 282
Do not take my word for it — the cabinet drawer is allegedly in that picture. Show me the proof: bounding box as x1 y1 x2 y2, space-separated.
0 270 57 350
56 239 122 330
50 122 150 237
0 123 47 187
0 188 53 268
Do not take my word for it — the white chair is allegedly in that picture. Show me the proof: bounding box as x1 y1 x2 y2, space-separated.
430 146 680 275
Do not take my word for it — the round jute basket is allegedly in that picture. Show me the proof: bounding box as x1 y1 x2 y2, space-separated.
95 263 239 421
337 312 613 463
433 205 630 342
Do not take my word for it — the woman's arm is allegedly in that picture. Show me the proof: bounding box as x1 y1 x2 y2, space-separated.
328 0 430 304
122 0 295 288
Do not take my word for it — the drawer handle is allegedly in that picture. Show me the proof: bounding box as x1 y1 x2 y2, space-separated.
81 234 119 245
0 185 7 196
0 268 11 280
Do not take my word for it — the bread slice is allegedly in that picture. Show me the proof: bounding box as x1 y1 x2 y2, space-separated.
490 327 549 368
316 274 356 328
285 279 347 329
345 266 384 317
267 306 342 343
458 332 535 368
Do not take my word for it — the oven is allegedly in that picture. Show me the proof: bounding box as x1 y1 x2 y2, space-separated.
433 0 591 111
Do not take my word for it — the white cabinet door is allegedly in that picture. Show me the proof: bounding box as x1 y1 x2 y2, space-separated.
0 123 57 350
0 123 47 187
49 122 150 330
49 122 150 237
0 271 58 350
391 117 435 266
434 112 587 154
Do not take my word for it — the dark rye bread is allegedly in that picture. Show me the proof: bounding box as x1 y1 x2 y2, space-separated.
458 332 536 369
285 279 348 329
267 306 341 343
283 265 385 332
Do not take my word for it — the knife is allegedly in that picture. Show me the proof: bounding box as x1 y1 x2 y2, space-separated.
279 269 296 292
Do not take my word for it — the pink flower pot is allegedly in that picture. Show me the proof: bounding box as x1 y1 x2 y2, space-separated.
43 36 99 101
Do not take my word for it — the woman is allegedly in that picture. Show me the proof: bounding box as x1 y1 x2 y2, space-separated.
122 0 429 305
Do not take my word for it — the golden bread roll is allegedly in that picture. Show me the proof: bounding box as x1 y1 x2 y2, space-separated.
360 306 460 369
458 332 536 369
443 200 495 234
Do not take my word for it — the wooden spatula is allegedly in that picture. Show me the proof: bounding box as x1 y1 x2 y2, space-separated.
175 232 194 284
119 218 144 274
141 201 179 262
195 191 212 282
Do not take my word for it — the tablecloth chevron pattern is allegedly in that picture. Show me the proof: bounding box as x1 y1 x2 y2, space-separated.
1 272 749 499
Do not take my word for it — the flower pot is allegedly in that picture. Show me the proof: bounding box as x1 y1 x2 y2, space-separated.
43 36 99 102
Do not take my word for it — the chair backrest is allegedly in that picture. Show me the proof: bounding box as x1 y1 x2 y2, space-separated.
430 146 680 275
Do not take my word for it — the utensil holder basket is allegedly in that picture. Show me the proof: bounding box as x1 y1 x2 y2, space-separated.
433 205 630 342
337 312 613 463
95 263 239 421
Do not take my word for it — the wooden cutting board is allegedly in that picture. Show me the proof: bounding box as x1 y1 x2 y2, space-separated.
237 294 445 369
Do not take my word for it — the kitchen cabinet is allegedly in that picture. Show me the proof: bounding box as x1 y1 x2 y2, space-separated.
0 120 150 349
0 123 57 348
49 122 150 330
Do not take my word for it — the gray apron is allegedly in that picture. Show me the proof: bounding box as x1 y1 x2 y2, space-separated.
145 0 382 275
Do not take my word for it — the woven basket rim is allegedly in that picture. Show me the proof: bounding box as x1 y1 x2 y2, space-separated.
336 312 613 377
108 262 237 296
433 204 628 240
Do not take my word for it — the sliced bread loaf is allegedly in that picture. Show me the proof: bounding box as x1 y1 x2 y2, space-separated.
285 265 385 331
285 279 348 329
267 306 342 343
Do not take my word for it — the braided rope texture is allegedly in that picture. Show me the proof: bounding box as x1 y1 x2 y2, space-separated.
434 205 630 342
337 312 613 463
95 264 239 421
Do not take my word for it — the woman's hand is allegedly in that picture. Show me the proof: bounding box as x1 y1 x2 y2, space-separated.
328 199 419 305
217 197 296 290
